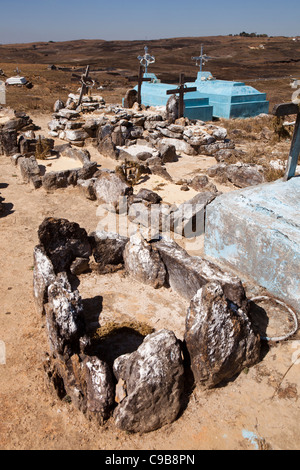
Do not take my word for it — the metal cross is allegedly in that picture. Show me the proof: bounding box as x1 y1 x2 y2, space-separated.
138 46 155 74
192 45 211 75
273 102 300 181
166 73 197 118
137 65 152 105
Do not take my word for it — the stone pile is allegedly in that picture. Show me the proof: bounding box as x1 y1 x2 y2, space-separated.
34 217 261 433
0 111 39 157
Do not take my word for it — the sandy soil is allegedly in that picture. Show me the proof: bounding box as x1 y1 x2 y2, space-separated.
0 112 299 451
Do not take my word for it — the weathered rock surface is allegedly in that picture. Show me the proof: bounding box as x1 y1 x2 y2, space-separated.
18 156 42 188
207 163 264 188
113 329 185 433
45 272 86 358
33 245 56 315
89 230 129 270
185 282 261 388
94 171 133 213
123 232 166 289
0 128 18 156
38 218 92 274
154 237 246 306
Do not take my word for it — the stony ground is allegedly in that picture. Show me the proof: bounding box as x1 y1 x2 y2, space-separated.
0 111 300 450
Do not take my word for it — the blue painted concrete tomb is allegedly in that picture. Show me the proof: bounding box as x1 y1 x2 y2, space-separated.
204 177 300 313
186 71 269 119
133 73 214 122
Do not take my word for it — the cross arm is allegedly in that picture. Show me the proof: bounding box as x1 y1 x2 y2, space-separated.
272 102 299 117
166 86 197 95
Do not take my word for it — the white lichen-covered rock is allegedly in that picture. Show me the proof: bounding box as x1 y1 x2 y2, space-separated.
113 329 185 433
123 232 166 289
33 246 56 315
45 273 85 358
94 171 133 213
185 282 261 389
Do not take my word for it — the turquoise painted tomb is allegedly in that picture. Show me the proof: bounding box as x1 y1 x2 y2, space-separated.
133 73 214 122
186 71 270 119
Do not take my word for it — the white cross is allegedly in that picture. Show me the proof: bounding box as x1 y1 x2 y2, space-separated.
192 45 211 75
137 46 155 74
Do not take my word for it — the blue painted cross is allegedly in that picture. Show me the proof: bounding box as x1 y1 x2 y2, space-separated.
273 103 300 180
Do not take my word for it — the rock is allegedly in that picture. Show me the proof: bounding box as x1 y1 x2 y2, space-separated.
207 163 265 188
10 153 23 166
135 188 162 204
156 141 177 163
77 178 97 201
170 191 217 237
82 356 115 422
70 257 90 275
33 246 56 315
154 237 246 306
123 89 138 108
185 281 261 388
98 136 118 159
166 95 179 122
159 137 196 156
89 230 129 270
94 172 133 213
149 164 173 182
45 272 86 358
113 329 185 433
65 129 89 142
60 146 91 165
38 218 92 274
76 162 98 180
225 164 265 188
123 232 167 289
190 175 218 193
53 100 65 113
45 353 115 424
18 156 42 188
42 170 77 191
56 109 80 120
0 129 18 156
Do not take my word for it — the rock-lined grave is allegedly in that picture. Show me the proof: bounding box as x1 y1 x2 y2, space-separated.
34 217 261 433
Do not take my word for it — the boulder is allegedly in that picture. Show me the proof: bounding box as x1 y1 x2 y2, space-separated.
123 232 166 289
123 89 138 108
0 129 18 156
207 163 265 188
65 129 89 142
185 281 261 388
190 175 218 193
38 218 92 274
18 156 42 188
156 141 177 163
113 329 185 433
33 246 56 315
53 100 65 113
45 272 86 359
60 146 91 165
94 172 133 213
159 137 196 156
135 188 162 205
154 237 246 306
170 191 217 237
89 230 129 270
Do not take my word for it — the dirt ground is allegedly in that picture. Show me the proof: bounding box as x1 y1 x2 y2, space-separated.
0 110 300 451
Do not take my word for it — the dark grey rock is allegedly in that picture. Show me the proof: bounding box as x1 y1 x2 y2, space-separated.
154 237 246 306
185 281 261 388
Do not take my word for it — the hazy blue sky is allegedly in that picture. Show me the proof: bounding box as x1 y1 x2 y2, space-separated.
0 0 299 44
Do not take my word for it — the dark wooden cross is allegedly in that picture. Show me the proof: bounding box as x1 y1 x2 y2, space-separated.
273 102 300 181
137 65 152 105
166 73 197 118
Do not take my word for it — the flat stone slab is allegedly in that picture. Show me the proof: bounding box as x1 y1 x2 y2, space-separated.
204 178 300 313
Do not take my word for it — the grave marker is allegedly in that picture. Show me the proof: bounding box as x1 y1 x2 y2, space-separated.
137 65 152 105
166 73 197 118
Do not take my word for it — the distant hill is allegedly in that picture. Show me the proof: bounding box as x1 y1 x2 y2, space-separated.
0 36 299 83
